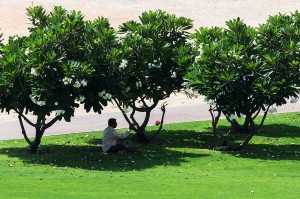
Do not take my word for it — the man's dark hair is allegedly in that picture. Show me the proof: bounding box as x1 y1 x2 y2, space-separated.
108 118 117 126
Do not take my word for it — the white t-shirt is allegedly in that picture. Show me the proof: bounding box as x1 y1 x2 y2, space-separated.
102 126 130 152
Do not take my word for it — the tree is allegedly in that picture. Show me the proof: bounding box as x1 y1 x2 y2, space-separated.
187 17 299 150
0 6 94 153
112 10 193 142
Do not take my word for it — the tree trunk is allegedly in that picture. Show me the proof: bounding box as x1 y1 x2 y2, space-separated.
134 129 148 143
242 115 251 130
129 105 153 143
209 105 221 146
232 116 256 151
28 138 41 153
28 128 44 154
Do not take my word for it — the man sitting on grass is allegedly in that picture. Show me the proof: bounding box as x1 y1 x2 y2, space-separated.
102 118 134 154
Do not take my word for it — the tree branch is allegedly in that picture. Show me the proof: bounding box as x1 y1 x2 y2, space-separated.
139 96 149 109
114 99 138 131
232 114 256 151
225 114 243 131
258 105 271 130
36 115 43 129
18 114 32 145
43 116 61 130
147 102 167 141
140 109 151 131
132 99 148 112
252 107 261 120
209 105 221 146
14 109 36 127
129 107 140 129
149 99 159 110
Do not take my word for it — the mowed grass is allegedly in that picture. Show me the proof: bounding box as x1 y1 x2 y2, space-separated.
0 112 299 199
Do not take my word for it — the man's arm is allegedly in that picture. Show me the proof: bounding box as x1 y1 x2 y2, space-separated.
111 129 130 139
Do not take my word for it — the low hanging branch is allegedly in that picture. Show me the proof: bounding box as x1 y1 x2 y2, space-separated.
14 109 35 145
113 99 139 132
147 102 167 141
14 109 36 127
129 108 139 129
43 115 61 130
225 115 244 132
252 107 261 120
258 105 271 130
18 114 32 145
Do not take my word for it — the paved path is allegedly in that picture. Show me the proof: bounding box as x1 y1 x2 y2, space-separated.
1 100 300 141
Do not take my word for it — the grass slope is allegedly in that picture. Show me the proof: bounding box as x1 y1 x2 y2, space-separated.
0 112 299 198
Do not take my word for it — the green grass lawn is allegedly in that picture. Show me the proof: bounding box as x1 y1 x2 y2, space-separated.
0 112 299 199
